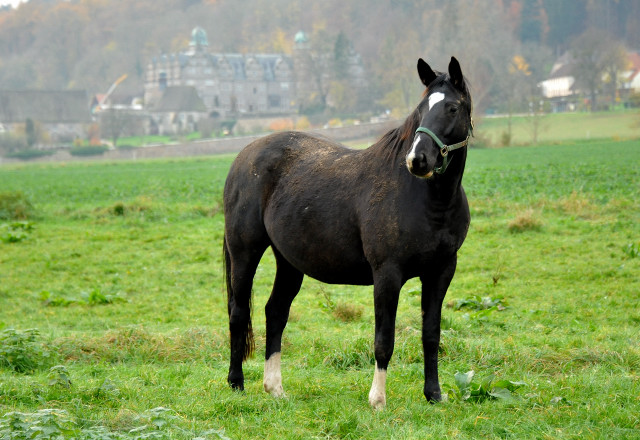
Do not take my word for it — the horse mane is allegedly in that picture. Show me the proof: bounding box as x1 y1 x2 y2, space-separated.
367 108 418 165
371 72 472 164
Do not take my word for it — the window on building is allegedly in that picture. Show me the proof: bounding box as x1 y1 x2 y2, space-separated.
159 72 167 91
268 95 281 108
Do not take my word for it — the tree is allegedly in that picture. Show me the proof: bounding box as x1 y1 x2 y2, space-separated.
100 108 135 148
571 28 628 111
519 0 548 44
25 118 36 148
501 55 532 146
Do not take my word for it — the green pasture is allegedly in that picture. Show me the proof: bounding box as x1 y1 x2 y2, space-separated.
476 110 640 146
0 137 639 439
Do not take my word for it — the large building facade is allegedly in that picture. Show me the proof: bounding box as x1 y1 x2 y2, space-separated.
144 27 366 118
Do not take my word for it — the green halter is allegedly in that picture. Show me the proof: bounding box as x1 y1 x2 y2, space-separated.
414 125 473 174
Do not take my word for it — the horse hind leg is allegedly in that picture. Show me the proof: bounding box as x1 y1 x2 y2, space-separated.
224 237 266 391
263 250 303 397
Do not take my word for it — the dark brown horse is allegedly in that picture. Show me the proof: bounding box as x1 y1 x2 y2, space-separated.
223 57 472 408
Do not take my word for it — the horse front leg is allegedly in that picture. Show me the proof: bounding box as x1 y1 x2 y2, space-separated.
368 267 401 409
421 255 457 402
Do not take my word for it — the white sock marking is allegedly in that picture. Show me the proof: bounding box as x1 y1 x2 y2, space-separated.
263 352 284 397
428 92 445 110
368 362 387 409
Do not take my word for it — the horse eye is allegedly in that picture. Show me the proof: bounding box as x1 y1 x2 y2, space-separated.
449 107 458 115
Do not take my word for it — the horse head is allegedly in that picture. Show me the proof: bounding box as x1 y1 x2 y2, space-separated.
406 57 473 178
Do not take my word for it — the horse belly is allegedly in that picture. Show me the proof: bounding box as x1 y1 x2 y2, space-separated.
264 206 373 285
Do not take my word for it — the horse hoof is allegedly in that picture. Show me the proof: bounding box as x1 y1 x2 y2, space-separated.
263 382 285 397
368 390 386 410
228 375 244 391
424 388 442 403
369 396 386 410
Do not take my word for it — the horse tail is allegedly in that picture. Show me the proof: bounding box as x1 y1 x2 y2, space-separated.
223 236 255 361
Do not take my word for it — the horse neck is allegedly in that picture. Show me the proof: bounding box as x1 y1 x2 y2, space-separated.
426 148 467 205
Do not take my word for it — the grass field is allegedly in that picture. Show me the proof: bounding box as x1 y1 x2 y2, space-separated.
476 110 640 146
0 137 639 439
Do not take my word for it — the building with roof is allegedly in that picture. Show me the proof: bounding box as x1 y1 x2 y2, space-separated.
621 51 640 94
0 90 92 142
145 27 295 118
539 50 640 112
151 86 208 135
144 27 366 119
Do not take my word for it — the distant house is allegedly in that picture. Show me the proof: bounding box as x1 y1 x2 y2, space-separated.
538 53 577 112
621 51 640 95
0 90 92 142
150 86 208 135
539 51 640 112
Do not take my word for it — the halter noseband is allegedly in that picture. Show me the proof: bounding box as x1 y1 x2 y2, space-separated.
414 124 473 174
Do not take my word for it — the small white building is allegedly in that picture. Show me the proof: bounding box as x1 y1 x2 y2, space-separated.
620 52 640 94
539 51 640 111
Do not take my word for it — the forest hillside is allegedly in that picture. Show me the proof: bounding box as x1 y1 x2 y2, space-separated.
0 0 638 114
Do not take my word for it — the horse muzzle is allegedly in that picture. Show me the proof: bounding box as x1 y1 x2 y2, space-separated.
406 134 438 178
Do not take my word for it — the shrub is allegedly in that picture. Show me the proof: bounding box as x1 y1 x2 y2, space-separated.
269 118 294 131
0 133 27 154
0 328 51 373
0 191 34 220
295 116 311 130
69 145 109 156
5 149 54 160
1 221 34 243
500 131 511 147
444 370 526 402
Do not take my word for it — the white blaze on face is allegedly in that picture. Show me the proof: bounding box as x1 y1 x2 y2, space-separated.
368 362 387 409
406 135 422 169
406 91 447 175
428 91 445 111
263 352 284 397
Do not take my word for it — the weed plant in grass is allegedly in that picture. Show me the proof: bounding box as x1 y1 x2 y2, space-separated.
0 139 639 439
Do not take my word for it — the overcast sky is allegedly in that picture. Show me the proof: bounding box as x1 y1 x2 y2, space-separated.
1 0 26 7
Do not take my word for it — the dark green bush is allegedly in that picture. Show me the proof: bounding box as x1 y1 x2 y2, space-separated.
69 145 109 156
5 149 54 160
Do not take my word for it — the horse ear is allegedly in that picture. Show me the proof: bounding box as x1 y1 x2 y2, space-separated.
417 58 437 87
448 56 465 91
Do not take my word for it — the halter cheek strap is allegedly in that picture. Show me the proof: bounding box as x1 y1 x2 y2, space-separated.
414 124 473 174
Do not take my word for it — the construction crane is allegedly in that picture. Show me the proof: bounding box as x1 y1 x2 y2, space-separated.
97 74 128 110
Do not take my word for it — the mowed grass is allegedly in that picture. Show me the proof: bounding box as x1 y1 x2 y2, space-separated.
0 137 639 439
477 110 640 146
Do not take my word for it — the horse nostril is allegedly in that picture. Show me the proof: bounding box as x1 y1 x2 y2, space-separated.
413 152 427 170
